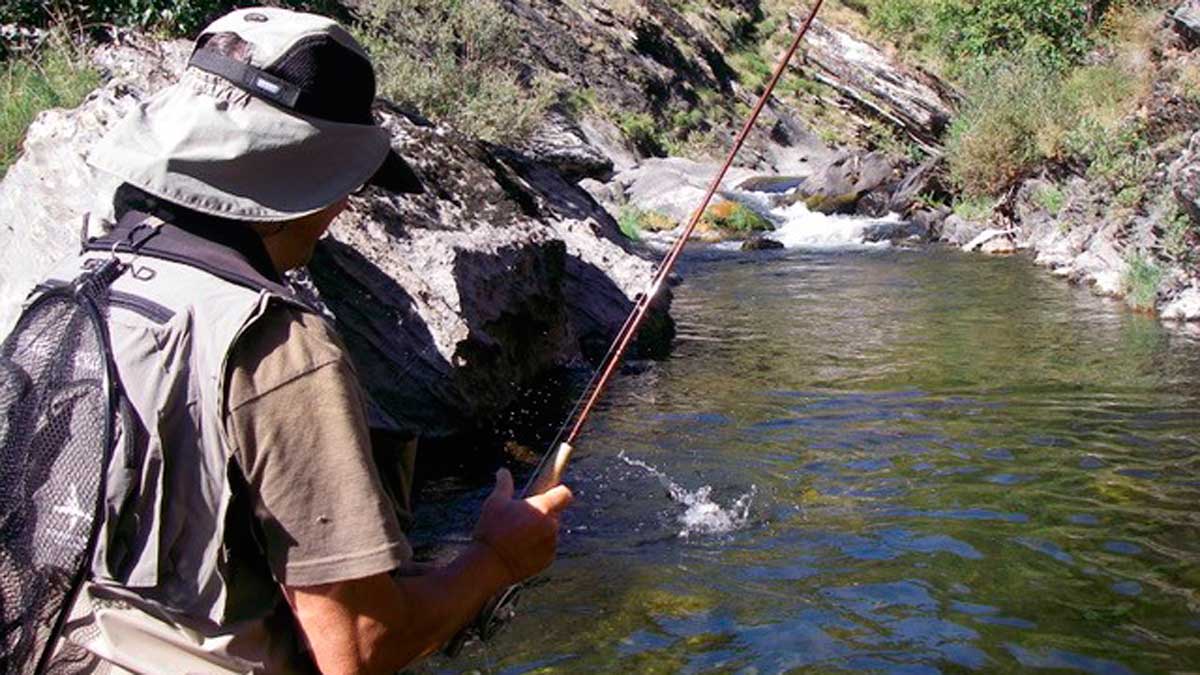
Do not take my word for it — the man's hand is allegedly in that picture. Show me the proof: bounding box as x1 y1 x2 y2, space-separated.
473 468 574 586
286 469 572 674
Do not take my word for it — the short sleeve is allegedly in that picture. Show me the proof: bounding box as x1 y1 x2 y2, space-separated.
224 306 411 587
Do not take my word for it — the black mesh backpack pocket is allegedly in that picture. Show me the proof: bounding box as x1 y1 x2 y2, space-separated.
0 263 123 674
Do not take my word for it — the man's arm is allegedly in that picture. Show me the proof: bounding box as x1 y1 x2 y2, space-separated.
285 469 572 674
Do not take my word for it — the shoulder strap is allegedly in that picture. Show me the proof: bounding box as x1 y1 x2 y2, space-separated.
84 212 294 298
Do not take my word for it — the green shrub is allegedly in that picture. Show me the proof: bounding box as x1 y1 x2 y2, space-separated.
616 206 677 240
1 33 98 177
864 0 1102 74
1 0 344 37
1122 250 1163 311
357 0 555 144
953 195 994 221
1161 207 1197 264
1032 184 1066 215
616 111 665 156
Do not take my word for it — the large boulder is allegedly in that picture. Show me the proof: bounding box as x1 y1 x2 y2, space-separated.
0 35 672 440
1172 0 1200 49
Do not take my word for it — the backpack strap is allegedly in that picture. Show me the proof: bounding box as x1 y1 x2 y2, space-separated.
84 212 294 298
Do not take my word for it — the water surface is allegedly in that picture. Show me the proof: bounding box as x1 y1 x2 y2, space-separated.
420 246 1200 674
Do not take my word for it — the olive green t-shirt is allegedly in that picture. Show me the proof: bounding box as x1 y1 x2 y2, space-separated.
224 306 410 587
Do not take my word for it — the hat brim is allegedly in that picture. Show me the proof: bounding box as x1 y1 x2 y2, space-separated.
369 149 424 194
88 71 398 222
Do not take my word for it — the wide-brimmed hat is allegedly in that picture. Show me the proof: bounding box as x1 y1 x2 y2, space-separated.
88 7 422 222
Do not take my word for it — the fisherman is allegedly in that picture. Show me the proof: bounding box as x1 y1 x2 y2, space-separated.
38 7 572 673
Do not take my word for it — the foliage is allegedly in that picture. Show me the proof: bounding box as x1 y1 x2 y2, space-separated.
357 0 556 144
1160 206 1198 264
953 195 994 222
1 31 98 177
1122 250 1163 312
863 0 1105 74
701 201 772 233
616 111 666 157
617 206 677 240
0 0 343 37
944 43 1148 197
1032 184 1067 216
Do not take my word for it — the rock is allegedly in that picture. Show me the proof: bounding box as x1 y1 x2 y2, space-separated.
940 214 989 247
521 109 614 182
862 219 929 243
611 157 758 223
798 17 959 151
888 154 951 214
1162 285 1200 321
1172 0 1200 49
0 35 672 440
741 235 785 251
1169 130 1200 224
780 152 897 215
962 228 1013 254
911 207 950 239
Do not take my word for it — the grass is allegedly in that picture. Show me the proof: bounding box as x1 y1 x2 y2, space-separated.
356 0 556 144
953 195 994 222
1122 250 1164 312
616 206 678 240
1 33 99 178
1032 184 1067 215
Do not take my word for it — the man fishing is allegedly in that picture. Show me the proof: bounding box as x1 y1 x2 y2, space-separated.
35 7 571 673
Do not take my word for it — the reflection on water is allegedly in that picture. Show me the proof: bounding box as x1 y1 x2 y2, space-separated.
423 247 1200 674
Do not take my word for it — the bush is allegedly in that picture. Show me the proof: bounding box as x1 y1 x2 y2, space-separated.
864 0 1104 73
355 0 556 144
1122 250 1163 311
616 206 677 240
1 0 344 37
1 32 98 177
1032 184 1067 215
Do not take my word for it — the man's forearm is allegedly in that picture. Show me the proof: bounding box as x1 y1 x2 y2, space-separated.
287 542 511 675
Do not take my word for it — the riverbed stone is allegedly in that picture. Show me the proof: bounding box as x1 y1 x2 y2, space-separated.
741 235 785 251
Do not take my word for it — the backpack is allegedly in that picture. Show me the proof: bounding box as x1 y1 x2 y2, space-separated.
0 257 128 674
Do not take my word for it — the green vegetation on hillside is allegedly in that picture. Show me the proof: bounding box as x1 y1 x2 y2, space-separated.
1 33 98 177
357 0 557 144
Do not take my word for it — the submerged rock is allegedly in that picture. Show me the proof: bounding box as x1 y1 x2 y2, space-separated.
741 235 785 251
0 35 672 440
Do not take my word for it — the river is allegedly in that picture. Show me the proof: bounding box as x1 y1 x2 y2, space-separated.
415 212 1200 674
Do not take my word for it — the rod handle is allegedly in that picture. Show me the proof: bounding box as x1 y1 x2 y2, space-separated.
526 442 574 497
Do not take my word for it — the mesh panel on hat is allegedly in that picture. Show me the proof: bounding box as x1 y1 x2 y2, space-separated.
267 34 376 125
194 31 376 126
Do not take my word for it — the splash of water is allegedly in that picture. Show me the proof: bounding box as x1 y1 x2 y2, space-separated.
619 452 756 538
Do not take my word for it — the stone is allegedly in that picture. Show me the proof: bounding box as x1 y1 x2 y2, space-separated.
0 35 673 440
521 109 614 182
1170 130 1200 224
940 215 989 248
1172 0 1200 48
962 228 1012 254
862 219 929 243
1162 285 1200 321
888 154 950 214
741 235 785 251
798 17 958 151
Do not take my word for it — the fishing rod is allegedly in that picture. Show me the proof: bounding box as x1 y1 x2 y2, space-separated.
447 0 827 653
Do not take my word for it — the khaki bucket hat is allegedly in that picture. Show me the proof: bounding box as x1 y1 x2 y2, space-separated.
88 6 422 222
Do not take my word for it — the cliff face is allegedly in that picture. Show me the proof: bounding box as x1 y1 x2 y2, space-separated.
0 35 673 440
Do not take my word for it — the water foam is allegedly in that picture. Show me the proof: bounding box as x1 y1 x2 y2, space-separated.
769 200 900 249
619 452 756 538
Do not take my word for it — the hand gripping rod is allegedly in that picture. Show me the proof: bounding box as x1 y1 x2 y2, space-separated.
446 0 828 655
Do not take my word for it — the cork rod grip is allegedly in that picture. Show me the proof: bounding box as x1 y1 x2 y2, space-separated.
525 442 574 497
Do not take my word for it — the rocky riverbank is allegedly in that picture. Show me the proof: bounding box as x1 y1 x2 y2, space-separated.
0 34 673 442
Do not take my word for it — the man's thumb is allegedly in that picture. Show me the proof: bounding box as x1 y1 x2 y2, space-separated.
491 468 514 501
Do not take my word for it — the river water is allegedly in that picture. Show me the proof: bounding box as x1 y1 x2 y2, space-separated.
418 211 1200 674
